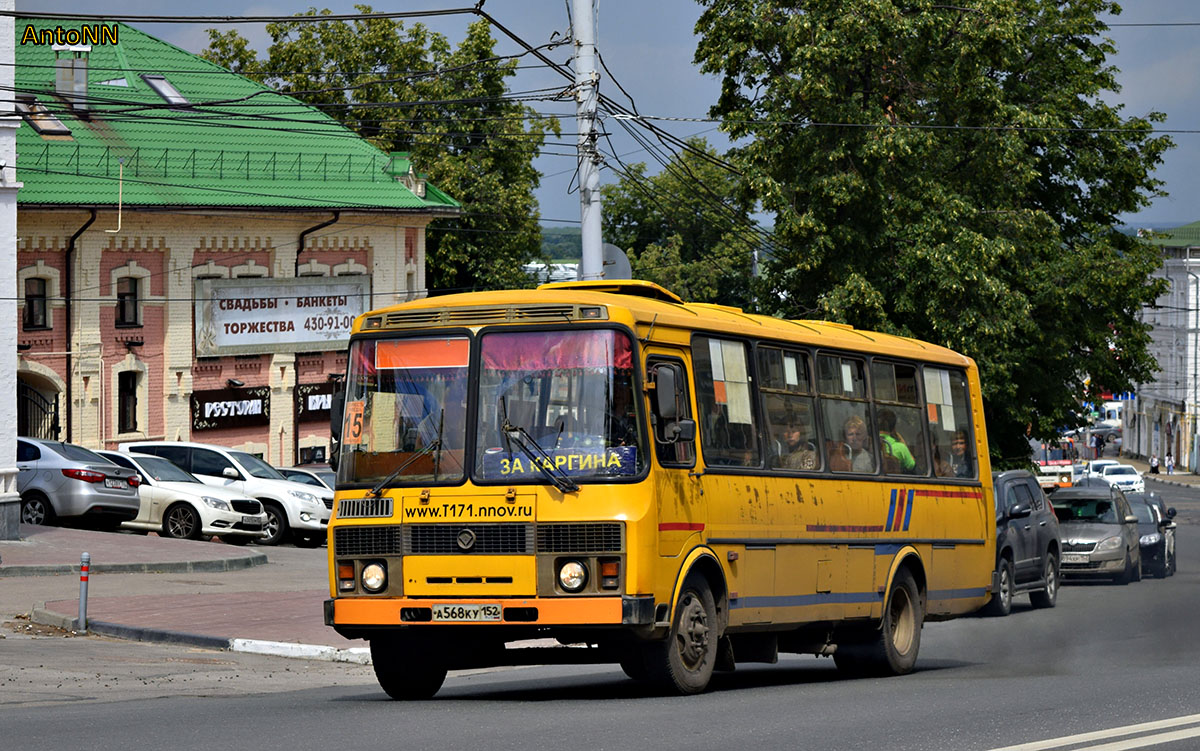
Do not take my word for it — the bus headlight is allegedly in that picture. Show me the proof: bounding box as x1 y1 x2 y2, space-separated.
361 562 387 593
558 560 588 592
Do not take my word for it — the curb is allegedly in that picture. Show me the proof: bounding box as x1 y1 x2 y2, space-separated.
30 603 372 664
0 552 269 578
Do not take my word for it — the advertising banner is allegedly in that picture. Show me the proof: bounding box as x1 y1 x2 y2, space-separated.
195 276 371 356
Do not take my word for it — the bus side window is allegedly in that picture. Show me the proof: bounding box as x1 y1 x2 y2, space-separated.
648 358 696 467
924 367 975 479
692 336 761 468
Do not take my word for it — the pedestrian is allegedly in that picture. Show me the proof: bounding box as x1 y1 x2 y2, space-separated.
1166 453 1174 475
1150 454 1160 474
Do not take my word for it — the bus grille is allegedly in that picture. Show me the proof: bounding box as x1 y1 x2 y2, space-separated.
334 526 403 556
338 497 394 519
537 523 623 553
382 305 584 329
405 523 533 554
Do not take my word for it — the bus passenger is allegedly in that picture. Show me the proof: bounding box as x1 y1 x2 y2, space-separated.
878 409 916 474
833 415 874 472
949 429 972 478
780 416 817 470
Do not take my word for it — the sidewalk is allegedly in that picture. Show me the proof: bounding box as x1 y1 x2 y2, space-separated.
0 524 369 663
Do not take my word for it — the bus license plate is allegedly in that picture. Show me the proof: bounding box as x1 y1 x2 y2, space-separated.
1062 553 1088 564
104 478 126 489
432 604 501 622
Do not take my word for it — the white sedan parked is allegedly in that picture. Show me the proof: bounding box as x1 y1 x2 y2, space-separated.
1099 463 1145 494
98 450 268 543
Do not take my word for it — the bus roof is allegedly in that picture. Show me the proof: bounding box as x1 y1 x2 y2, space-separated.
357 280 973 367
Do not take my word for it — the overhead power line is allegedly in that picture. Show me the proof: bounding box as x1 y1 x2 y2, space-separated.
1 8 481 23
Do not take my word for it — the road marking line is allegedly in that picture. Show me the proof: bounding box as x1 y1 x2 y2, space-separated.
1075 726 1200 751
988 713 1200 751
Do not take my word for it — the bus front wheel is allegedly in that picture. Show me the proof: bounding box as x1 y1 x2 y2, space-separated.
370 635 447 700
644 572 718 694
834 567 923 677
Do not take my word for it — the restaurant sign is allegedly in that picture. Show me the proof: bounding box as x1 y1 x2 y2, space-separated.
195 276 371 356
192 387 271 431
297 381 337 423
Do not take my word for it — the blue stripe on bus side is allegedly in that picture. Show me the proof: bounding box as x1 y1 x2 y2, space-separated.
903 489 915 531
729 587 989 609
886 488 897 531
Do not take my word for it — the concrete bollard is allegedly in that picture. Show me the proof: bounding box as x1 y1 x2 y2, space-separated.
78 551 90 633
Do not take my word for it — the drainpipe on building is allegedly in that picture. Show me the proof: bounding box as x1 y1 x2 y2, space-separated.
294 212 340 464
65 209 97 443
1189 270 1199 471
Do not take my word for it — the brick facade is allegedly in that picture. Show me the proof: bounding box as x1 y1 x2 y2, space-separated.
17 208 428 464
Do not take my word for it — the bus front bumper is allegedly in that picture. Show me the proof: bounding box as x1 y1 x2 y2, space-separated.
325 595 655 629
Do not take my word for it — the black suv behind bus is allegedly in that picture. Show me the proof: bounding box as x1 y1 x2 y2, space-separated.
986 470 1062 616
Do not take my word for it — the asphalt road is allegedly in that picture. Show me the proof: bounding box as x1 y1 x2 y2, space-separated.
5 484 1200 750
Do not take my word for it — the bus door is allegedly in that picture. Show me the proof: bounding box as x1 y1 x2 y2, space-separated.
645 353 703 558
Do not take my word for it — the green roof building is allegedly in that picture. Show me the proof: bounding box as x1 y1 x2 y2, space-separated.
14 18 458 469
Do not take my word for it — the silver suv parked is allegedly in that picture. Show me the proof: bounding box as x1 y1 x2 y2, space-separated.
17 437 141 527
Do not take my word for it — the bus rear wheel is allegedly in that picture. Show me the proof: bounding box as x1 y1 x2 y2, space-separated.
835 567 923 677
370 635 447 700
644 572 718 694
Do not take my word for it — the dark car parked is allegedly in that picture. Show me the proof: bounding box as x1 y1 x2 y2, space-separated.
986 470 1062 616
1127 493 1177 578
1051 484 1142 584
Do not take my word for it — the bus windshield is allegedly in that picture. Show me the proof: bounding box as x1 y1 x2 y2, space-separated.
473 328 644 484
340 335 470 485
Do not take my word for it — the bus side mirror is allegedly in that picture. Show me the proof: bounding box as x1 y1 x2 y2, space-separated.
330 389 345 440
655 366 678 420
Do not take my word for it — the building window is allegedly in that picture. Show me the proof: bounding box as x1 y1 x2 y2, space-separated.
141 74 189 106
23 278 48 330
118 371 138 434
116 277 140 326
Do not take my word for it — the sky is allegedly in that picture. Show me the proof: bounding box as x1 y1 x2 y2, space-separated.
20 0 1200 231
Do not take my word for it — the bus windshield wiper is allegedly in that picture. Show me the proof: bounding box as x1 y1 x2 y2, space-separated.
369 438 442 497
501 417 579 493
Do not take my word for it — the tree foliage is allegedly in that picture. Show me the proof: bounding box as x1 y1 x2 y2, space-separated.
694 0 1172 463
601 138 758 307
204 6 557 293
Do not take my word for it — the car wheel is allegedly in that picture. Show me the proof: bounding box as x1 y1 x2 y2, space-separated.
163 503 203 540
1030 553 1058 608
1170 548 1177 576
19 493 55 526
370 635 447 700
984 558 1014 616
835 567 923 677
643 572 719 694
259 502 288 546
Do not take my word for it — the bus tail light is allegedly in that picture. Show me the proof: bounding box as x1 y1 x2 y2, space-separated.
599 559 620 590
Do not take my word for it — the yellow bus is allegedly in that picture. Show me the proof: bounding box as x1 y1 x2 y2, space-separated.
324 280 996 698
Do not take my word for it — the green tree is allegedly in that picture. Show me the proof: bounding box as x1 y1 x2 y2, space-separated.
204 6 557 293
694 0 1172 463
602 138 759 307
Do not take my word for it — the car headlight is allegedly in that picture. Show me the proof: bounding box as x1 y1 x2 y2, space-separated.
1097 535 1123 551
289 489 317 502
201 496 231 511
558 560 588 592
1140 533 1162 546
361 562 387 593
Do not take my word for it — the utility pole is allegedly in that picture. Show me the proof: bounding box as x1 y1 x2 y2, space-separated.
573 0 603 280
